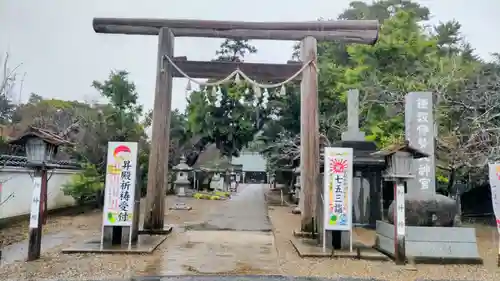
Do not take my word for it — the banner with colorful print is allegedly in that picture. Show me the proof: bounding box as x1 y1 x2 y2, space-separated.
323 147 353 231
487 163 500 234
102 142 138 226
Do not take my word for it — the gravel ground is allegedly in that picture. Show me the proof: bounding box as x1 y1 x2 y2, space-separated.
0 208 102 247
268 205 500 281
0 196 221 280
3 191 500 281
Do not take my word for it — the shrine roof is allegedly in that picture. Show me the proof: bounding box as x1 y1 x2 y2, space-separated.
293 140 386 169
372 140 429 159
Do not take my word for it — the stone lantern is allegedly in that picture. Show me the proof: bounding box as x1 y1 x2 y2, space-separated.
173 156 192 197
372 141 428 265
292 167 301 201
291 166 301 214
377 142 427 181
9 127 70 167
8 126 72 261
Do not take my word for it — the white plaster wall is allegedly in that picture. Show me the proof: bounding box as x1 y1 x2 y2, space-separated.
0 167 80 220
231 152 267 172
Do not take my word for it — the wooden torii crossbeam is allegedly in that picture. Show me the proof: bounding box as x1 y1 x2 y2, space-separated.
171 56 303 81
92 17 379 234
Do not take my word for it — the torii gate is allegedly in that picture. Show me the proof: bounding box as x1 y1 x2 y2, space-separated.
92 17 379 234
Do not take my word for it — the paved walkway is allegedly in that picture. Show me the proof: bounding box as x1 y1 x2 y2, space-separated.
146 184 278 275
202 183 272 231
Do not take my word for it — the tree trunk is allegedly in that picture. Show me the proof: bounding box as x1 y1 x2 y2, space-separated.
447 167 456 196
455 194 462 226
447 167 462 226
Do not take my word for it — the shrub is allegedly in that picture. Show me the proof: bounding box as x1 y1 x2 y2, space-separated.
62 163 104 205
214 191 230 198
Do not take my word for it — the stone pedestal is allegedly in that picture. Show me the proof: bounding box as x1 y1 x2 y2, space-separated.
325 230 351 250
375 220 482 264
102 225 132 247
175 178 190 197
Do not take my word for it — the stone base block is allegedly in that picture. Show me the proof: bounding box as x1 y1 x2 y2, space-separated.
62 234 166 254
375 220 483 264
138 225 173 235
290 237 389 261
169 203 192 210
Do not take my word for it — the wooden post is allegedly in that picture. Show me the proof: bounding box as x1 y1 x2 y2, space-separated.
131 144 141 242
497 244 500 267
394 180 406 265
497 241 500 267
42 178 47 225
299 36 319 233
27 168 47 261
143 28 174 231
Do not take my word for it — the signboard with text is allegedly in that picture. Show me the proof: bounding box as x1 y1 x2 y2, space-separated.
102 142 138 226
323 147 353 231
405 92 436 194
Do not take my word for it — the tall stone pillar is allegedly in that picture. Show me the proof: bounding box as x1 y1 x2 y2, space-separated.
405 92 436 195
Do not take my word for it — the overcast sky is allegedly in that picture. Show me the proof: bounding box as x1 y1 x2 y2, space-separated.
1 0 499 112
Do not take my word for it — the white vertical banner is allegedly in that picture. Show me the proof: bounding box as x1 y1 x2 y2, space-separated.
29 177 42 228
102 142 138 227
487 163 500 235
395 182 406 236
323 147 353 231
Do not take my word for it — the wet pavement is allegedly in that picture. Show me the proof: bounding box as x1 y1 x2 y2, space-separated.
1 184 498 281
0 184 280 279
141 184 278 275
131 276 387 281
144 230 277 275
188 183 272 232
0 231 72 265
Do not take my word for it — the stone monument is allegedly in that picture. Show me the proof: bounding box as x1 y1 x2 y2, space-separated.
341 89 366 142
374 92 482 264
210 173 224 191
404 91 436 194
340 90 372 227
328 89 385 250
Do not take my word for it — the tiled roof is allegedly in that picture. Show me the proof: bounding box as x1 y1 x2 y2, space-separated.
0 154 81 169
294 141 386 168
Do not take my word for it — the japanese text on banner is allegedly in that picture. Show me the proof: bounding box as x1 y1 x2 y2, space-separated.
324 147 353 231
102 142 138 226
